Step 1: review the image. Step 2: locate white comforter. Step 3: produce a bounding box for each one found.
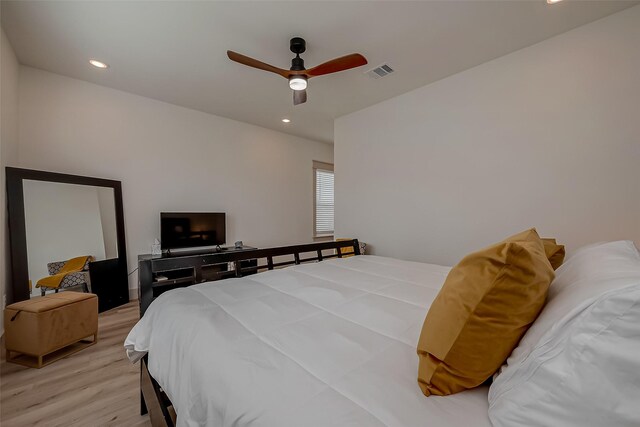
[125,255,491,427]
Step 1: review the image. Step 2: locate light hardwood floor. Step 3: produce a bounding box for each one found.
[1,302,151,427]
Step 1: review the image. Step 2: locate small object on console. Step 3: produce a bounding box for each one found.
[151,239,162,256]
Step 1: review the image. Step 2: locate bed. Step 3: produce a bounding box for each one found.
[125,254,492,427]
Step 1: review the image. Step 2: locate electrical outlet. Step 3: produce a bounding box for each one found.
[2,294,6,309]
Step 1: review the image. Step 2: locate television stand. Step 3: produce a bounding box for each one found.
[138,245,257,316]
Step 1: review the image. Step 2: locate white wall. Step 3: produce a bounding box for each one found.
[18,67,333,295]
[23,180,107,296]
[335,6,640,266]
[97,187,118,259]
[1,28,20,332]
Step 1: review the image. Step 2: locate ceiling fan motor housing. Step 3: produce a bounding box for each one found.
[290,37,306,71]
[291,56,305,71]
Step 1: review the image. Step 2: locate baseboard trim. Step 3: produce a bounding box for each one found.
[129,287,138,301]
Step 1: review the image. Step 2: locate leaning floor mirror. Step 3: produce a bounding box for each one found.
[6,168,129,312]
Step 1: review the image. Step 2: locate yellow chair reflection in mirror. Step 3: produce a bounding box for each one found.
[35,256,94,296]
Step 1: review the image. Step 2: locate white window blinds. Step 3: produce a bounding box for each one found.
[314,162,334,236]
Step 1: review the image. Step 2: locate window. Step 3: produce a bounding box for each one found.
[313,161,334,237]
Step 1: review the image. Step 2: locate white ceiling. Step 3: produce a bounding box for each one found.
[2,1,636,144]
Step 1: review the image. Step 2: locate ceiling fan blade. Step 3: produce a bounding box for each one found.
[227,51,290,78]
[293,89,307,106]
[305,53,368,77]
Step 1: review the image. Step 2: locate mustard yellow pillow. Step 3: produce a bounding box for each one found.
[542,238,565,270]
[417,228,555,396]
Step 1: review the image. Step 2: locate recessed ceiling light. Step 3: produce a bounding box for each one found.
[89,59,109,69]
[546,0,562,4]
[282,118,291,123]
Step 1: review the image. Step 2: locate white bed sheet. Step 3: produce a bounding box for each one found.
[125,255,492,427]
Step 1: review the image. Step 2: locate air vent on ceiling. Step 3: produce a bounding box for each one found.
[365,63,394,79]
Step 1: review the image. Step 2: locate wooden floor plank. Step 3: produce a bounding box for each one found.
[1,302,150,427]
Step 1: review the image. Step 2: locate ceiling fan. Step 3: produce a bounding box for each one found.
[227,37,367,106]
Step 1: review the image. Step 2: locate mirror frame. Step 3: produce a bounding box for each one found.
[5,167,128,304]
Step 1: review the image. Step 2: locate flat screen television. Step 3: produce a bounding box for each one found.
[161,212,226,250]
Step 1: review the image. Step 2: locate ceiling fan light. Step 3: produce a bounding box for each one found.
[289,76,307,91]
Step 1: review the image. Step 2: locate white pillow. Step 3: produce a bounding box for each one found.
[488,241,640,427]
